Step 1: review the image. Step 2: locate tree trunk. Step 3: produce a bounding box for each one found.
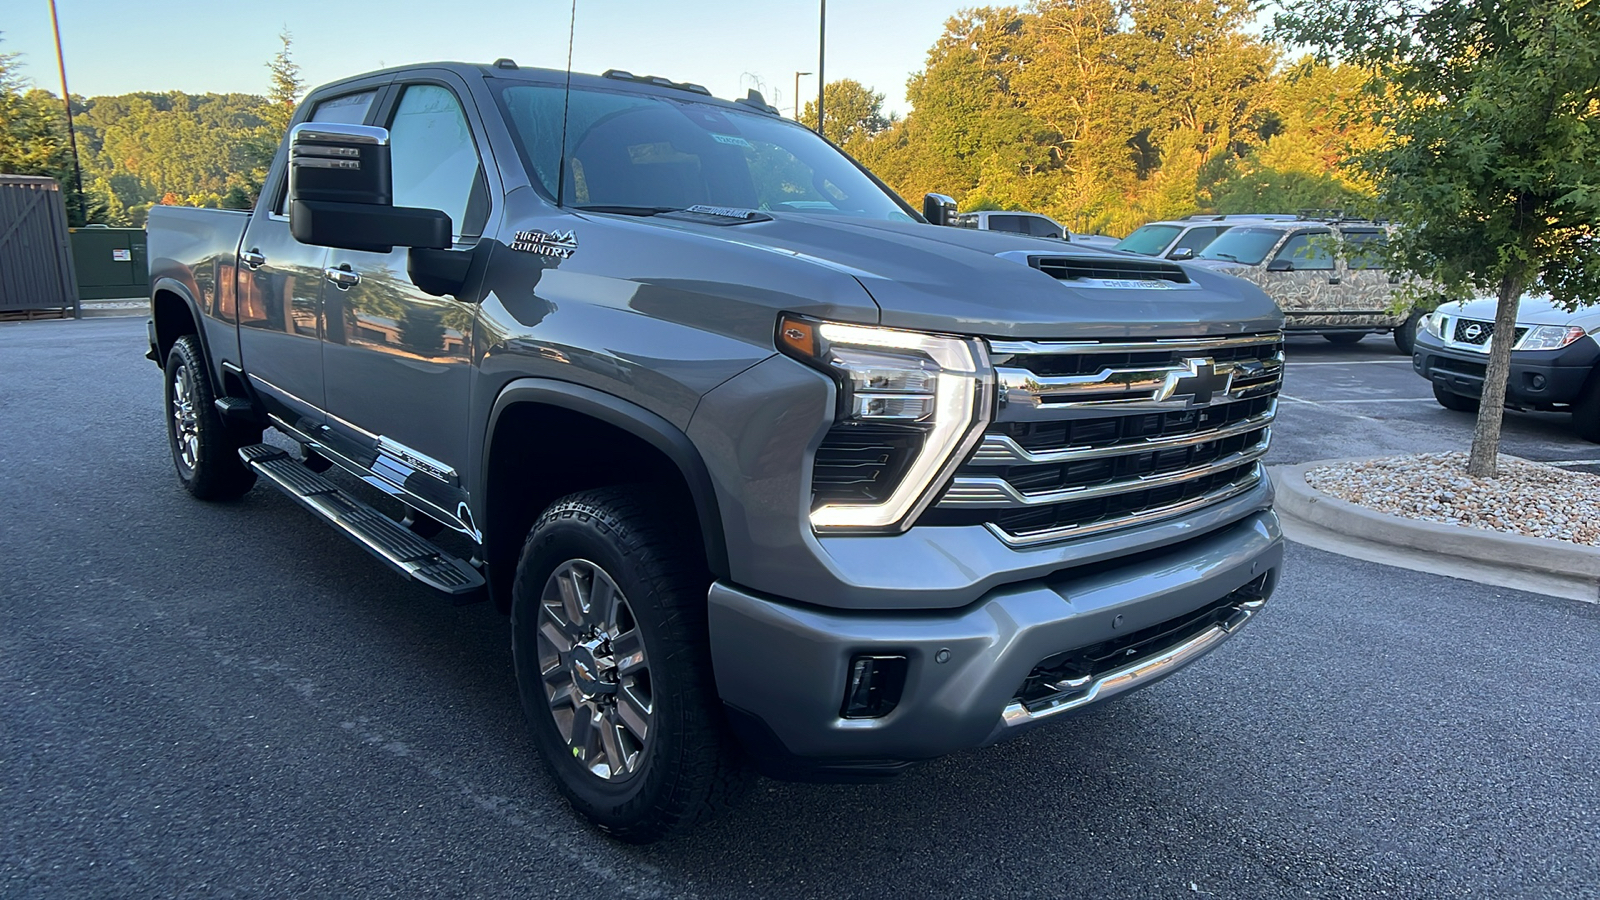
[1465,273,1527,477]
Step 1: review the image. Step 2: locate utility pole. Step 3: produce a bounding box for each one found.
[793,71,812,120]
[816,0,825,137]
[48,0,85,225]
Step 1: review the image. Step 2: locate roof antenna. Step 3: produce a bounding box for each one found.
[556,0,577,208]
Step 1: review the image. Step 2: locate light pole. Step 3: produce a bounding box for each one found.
[816,0,825,137]
[48,0,85,225]
[793,71,812,120]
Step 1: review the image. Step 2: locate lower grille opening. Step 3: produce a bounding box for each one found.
[812,423,923,507]
[1013,573,1270,712]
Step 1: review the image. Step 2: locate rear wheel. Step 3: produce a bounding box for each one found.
[164,335,258,500]
[1571,371,1600,443]
[511,487,746,842]
[1323,332,1365,345]
[1433,382,1481,413]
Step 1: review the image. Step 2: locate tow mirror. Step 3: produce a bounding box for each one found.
[922,193,957,227]
[287,122,451,254]
[1265,258,1294,272]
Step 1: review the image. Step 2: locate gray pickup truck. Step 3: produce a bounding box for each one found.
[147,60,1286,841]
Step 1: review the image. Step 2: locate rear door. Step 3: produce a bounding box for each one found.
[1337,228,1401,320]
[319,73,493,520]
[237,85,385,428]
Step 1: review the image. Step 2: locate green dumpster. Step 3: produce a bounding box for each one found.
[69,226,148,301]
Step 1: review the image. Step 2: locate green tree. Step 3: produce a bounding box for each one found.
[0,36,76,199]
[264,30,302,137]
[1275,0,1600,476]
[800,79,894,147]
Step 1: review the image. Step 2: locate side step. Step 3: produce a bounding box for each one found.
[239,444,486,600]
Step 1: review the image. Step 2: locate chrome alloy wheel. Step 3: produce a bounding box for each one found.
[170,363,200,471]
[537,559,652,782]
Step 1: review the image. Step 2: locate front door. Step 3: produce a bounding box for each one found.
[1262,228,1339,324]
[320,78,490,524]
[237,87,383,428]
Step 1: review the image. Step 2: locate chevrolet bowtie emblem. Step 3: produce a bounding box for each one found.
[1164,358,1232,406]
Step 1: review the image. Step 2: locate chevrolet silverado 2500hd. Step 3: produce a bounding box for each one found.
[147,60,1286,842]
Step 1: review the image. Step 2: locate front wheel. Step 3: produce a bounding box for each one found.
[1433,382,1481,413]
[164,335,258,500]
[1393,311,1421,355]
[511,487,746,842]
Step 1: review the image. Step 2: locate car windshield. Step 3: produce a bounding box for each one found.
[495,81,914,222]
[1197,227,1284,265]
[1114,224,1181,256]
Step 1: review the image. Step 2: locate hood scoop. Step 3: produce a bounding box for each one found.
[1030,256,1191,285]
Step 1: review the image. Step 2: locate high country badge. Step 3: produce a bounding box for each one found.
[511,229,578,259]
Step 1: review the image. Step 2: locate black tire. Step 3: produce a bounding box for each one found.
[511,487,746,842]
[1323,332,1365,345]
[163,335,258,500]
[1571,372,1600,443]
[1433,382,1481,413]
[1393,311,1421,355]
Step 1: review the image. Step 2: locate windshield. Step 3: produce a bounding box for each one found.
[496,82,914,222]
[1114,224,1181,256]
[1197,227,1285,265]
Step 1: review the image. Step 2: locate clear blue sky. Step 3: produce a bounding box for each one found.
[4,1,967,117]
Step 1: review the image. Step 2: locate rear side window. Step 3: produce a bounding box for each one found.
[986,214,1027,235]
[1343,230,1388,269]
[1273,231,1335,270]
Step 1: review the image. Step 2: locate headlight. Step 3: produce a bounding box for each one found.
[1514,324,1586,351]
[777,315,992,532]
[1420,312,1445,339]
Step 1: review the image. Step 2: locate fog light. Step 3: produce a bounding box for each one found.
[1529,373,1548,390]
[841,655,909,719]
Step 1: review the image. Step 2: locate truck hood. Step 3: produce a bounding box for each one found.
[619,212,1284,339]
[1436,294,1600,329]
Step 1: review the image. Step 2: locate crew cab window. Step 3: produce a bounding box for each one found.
[1023,216,1063,239]
[495,82,913,222]
[388,84,487,239]
[1343,230,1388,269]
[1273,231,1335,270]
[1115,224,1182,256]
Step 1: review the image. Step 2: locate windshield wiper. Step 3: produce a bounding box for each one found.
[1210,252,1241,262]
[574,205,682,216]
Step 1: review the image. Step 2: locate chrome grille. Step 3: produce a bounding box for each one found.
[928,333,1282,545]
[1451,318,1526,348]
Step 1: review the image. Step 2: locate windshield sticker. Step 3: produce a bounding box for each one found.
[710,133,753,149]
[511,229,578,259]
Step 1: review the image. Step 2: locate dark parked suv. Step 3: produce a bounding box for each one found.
[146,60,1286,840]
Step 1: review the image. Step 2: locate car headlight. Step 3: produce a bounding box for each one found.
[1514,324,1587,351]
[777,314,992,532]
[1421,312,1446,340]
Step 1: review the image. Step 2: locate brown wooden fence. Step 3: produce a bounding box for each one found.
[0,176,80,319]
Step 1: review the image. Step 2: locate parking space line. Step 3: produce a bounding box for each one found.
[1545,459,1600,467]
[1292,398,1435,404]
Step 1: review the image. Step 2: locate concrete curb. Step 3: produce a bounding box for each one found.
[1270,460,1600,588]
[79,299,147,319]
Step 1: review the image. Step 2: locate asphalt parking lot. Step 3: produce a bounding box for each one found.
[1270,334,1600,471]
[3,318,1598,899]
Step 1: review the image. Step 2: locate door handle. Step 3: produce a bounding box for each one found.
[1328,276,1341,285]
[241,248,266,270]
[324,265,361,290]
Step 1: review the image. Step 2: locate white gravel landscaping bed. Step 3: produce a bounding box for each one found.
[1304,452,1600,547]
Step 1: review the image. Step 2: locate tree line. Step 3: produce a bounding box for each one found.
[8,6,1377,234]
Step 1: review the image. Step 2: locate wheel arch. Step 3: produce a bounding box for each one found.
[150,278,204,367]
[479,379,730,613]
